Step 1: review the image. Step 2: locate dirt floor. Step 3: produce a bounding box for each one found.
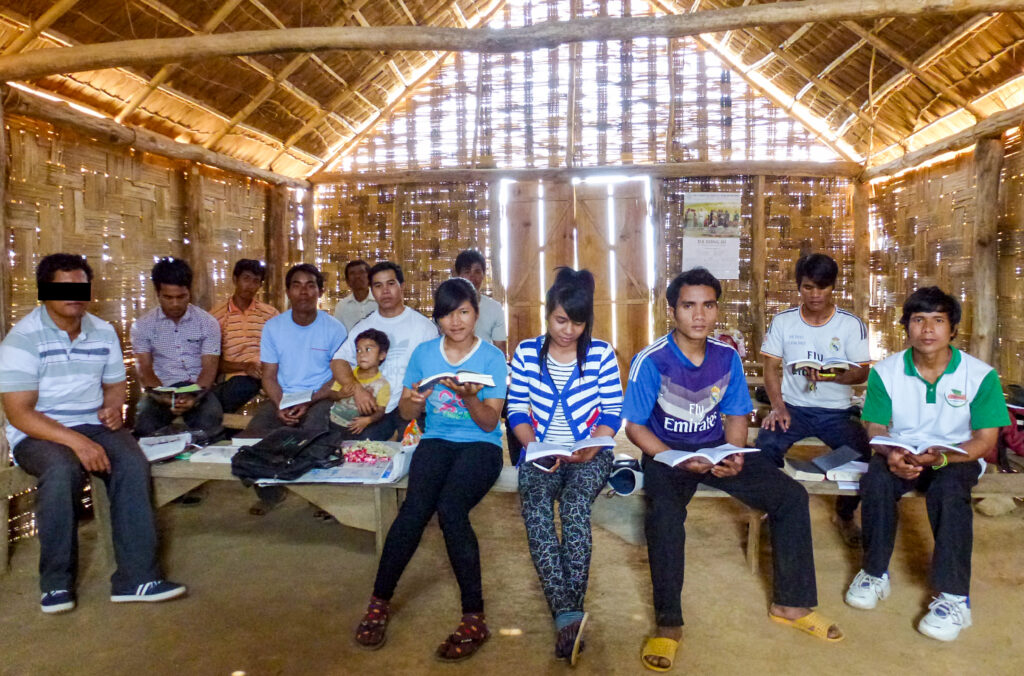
[2,479,1024,676]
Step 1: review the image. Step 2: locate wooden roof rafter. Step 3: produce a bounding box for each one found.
[310,0,508,176]
[835,13,1001,136]
[202,0,375,151]
[0,6,323,166]
[0,0,79,55]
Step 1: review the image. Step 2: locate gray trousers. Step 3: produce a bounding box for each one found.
[13,424,162,594]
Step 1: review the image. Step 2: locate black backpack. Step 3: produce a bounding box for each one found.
[231,427,344,485]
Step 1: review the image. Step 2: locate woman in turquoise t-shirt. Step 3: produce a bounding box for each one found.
[354,277,507,661]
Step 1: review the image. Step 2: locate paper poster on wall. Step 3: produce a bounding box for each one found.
[679,192,743,237]
[681,236,741,280]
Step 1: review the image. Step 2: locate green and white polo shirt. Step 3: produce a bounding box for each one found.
[861,347,1009,445]
[0,306,127,450]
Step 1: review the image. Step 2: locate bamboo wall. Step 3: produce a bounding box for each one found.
[870,127,1024,384]
[2,114,273,542]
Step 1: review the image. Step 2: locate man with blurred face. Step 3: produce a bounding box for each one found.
[1,254,185,614]
[333,259,377,331]
[210,259,278,413]
[131,257,223,440]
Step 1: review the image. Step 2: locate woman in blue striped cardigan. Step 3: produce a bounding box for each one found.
[508,267,623,665]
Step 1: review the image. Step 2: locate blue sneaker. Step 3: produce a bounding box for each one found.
[111,580,187,603]
[41,589,76,614]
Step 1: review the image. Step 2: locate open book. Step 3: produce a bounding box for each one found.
[138,433,192,462]
[150,383,203,395]
[417,370,494,392]
[279,389,313,410]
[653,443,758,468]
[786,358,862,374]
[783,444,862,482]
[869,436,967,455]
[522,436,616,464]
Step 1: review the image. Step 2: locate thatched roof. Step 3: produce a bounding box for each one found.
[2,0,1022,180]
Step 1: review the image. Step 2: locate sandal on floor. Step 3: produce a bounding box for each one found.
[769,610,844,642]
[354,596,391,650]
[641,636,679,672]
[555,612,589,666]
[833,515,862,548]
[436,614,490,662]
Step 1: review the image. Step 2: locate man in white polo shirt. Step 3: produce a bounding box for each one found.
[453,249,507,356]
[331,261,437,441]
[333,259,377,332]
[0,254,185,614]
[845,286,1009,641]
[757,253,871,546]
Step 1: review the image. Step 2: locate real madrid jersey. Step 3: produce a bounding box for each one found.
[862,347,1009,445]
[761,306,870,409]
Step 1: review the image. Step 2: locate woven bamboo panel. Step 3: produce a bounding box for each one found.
[3,115,269,542]
[870,153,977,360]
[661,176,855,372]
[871,129,1024,383]
[314,182,493,317]
[335,0,840,174]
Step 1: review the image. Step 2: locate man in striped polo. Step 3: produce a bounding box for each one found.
[0,254,185,614]
[210,259,279,413]
[845,287,1009,641]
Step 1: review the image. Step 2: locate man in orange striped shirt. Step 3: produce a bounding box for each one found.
[210,260,279,413]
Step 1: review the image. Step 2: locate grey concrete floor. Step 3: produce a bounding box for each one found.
[1,481,1023,676]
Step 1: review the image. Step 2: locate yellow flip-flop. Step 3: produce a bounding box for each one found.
[769,610,844,642]
[641,636,679,672]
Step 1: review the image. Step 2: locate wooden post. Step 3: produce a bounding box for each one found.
[487,181,505,305]
[183,164,213,310]
[750,175,767,359]
[0,87,10,469]
[852,181,871,319]
[301,188,316,261]
[970,136,1003,365]
[266,184,290,310]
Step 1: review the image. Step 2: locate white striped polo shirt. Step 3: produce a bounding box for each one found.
[0,306,127,450]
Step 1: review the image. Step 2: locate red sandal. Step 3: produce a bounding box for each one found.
[354,596,391,650]
[435,613,490,661]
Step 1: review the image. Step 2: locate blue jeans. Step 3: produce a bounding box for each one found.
[212,375,261,414]
[13,425,162,594]
[755,404,870,520]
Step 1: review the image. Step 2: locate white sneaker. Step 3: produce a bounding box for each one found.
[845,570,891,609]
[918,593,972,642]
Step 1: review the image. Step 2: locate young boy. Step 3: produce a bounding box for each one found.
[757,253,872,546]
[845,287,1009,641]
[623,267,842,672]
[330,329,391,436]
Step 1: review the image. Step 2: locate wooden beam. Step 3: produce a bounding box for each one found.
[1,0,80,55]
[312,159,862,184]
[863,100,1024,179]
[841,20,986,119]
[203,0,373,149]
[6,1,1024,81]
[750,175,767,359]
[836,13,998,135]
[852,180,871,319]
[693,35,859,162]
[809,18,894,82]
[2,87,310,188]
[265,184,290,310]
[969,136,1003,365]
[692,2,904,146]
[183,164,213,310]
[115,0,244,124]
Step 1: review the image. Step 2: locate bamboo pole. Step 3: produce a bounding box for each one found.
[266,184,290,310]
[0,87,7,341]
[852,181,871,319]
[750,175,767,359]
[1,0,81,55]
[313,159,862,185]
[301,188,316,260]
[5,1,1024,82]
[969,137,1003,365]
[863,100,1024,179]
[183,164,213,310]
[2,87,310,189]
